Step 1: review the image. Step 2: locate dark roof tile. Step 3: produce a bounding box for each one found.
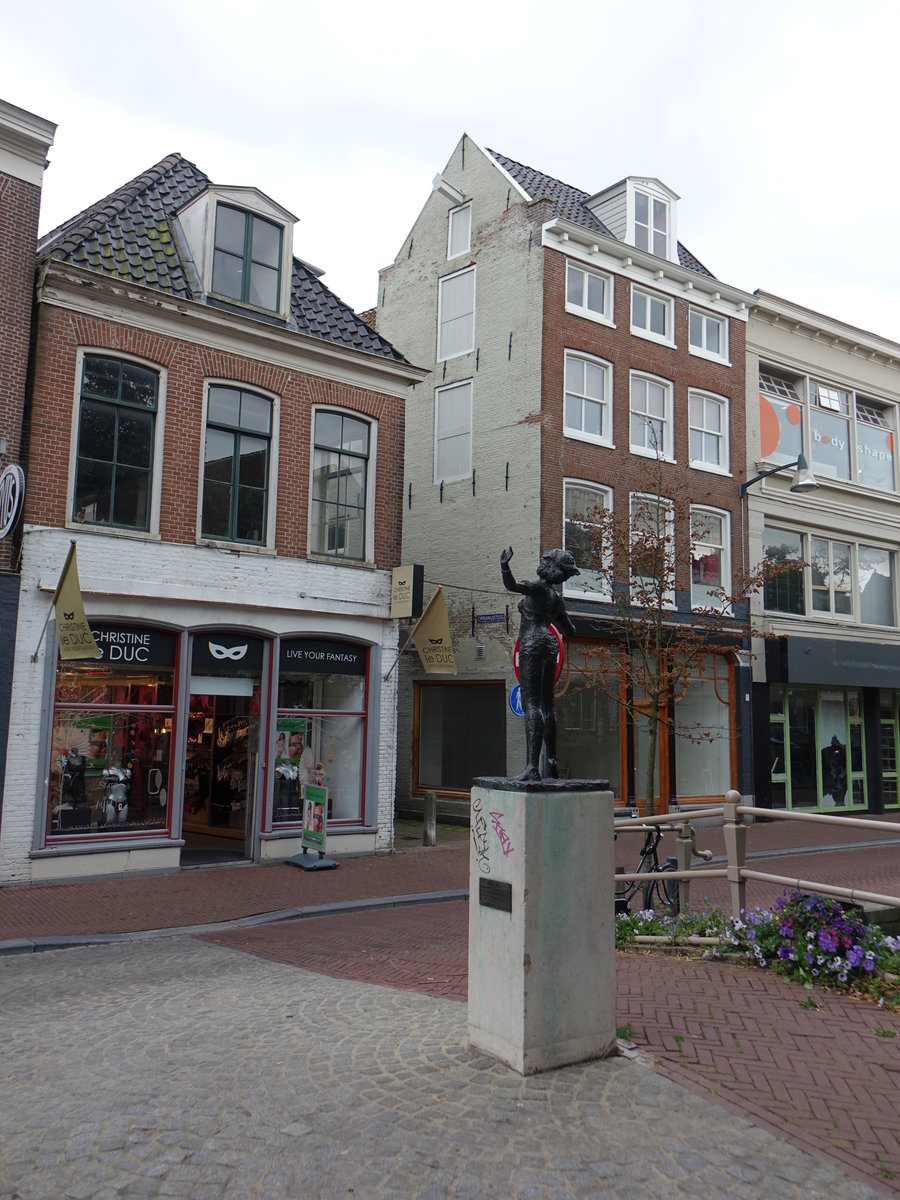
[487,148,715,280]
[38,154,406,362]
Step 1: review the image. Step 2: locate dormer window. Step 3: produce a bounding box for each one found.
[212,204,283,312]
[634,188,668,258]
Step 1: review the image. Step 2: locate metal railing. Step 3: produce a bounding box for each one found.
[613,790,900,917]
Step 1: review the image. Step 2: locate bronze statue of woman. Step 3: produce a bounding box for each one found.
[501,546,580,782]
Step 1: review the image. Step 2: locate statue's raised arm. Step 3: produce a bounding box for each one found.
[501,546,580,782]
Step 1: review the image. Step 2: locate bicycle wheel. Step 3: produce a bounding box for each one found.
[642,867,679,916]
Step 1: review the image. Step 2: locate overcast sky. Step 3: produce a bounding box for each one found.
[5,0,899,341]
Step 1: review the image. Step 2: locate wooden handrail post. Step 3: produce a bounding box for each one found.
[723,789,746,918]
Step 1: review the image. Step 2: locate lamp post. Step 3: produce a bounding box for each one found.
[737,453,818,805]
[739,452,818,500]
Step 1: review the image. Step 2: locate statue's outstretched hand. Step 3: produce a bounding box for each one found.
[500,546,513,568]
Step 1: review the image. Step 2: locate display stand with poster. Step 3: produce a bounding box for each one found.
[288,783,338,871]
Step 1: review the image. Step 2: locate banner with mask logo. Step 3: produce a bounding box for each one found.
[53,543,102,661]
[412,587,457,674]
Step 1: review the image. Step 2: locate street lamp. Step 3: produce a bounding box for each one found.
[739,452,818,500]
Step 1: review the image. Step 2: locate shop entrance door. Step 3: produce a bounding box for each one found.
[182,633,263,863]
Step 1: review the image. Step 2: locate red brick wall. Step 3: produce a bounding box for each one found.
[25,305,406,568]
[540,249,747,594]
[0,171,42,570]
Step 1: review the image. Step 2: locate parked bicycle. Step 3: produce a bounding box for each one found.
[614,823,680,915]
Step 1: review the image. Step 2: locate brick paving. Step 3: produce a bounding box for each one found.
[2,815,900,1195]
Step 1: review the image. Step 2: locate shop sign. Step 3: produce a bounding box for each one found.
[280,638,366,675]
[391,563,424,619]
[192,634,263,674]
[91,623,176,669]
[301,783,328,852]
[0,465,25,538]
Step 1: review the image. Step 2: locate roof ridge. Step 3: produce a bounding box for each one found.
[39,153,203,258]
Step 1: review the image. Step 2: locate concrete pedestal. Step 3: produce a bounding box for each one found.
[467,779,616,1075]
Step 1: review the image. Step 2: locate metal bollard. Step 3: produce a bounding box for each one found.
[423,791,437,846]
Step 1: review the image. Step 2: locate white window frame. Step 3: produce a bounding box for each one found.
[630,285,674,347]
[630,491,675,609]
[563,480,612,601]
[67,347,167,541]
[434,379,473,485]
[690,505,731,612]
[196,380,279,553]
[688,308,729,364]
[308,406,377,563]
[565,261,614,325]
[437,266,476,361]
[630,372,673,460]
[633,188,669,259]
[688,389,730,475]
[564,351,613,447]
[447,203,472,259]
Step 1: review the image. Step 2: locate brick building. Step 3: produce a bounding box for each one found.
[376,135,754,815]
[0,149,424,882]
[0,100,56,817]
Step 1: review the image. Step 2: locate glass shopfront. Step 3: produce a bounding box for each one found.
[768,685,868,810]
[273,639,368,826]
[184,633,263,855]
[47,624,176,840]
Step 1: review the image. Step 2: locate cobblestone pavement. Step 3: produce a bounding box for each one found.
[0,937,890,1200]
[204,898,900,1196]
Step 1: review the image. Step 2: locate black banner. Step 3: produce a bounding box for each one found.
[91,624,176,670]
[280,638,367,676]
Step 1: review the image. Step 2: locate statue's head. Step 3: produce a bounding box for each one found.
[537,547,580,583]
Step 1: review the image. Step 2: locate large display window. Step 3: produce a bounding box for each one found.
[47,625,176,840]
[273,639,368,825]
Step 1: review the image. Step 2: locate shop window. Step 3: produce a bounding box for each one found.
[201,385,273,545]
[274,639,368,824]
[416,682,505,792]
[768,685,867,812]
[758,371,803,466]
[674,657,732,799]
[73,354,158,531]
[185,634,263,845]
[310,410,371,561]
[47,624,176,841]
[555,643,621,790]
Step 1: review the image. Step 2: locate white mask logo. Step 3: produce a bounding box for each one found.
[208,641,248,661]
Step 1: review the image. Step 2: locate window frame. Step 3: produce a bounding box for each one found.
[565,261,614,325]
[437,265,476,362]
[690,505,731,612]
[762,525,897,627]
[633,187,669,259]
[434,379,473,485]
[563,479,613,601]
[688,307,729,364]
[629,371,674,460]
[688,388,730,474]
[630,284,674,347]
[447,203,472,259]
[198,382,277,550]
[308,408,376,563]
[210,202,284,314]
[564,351,614,447]
[629,491,676,609]
[69,350,165,537]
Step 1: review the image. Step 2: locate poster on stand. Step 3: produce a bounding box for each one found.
[301,784,327,852]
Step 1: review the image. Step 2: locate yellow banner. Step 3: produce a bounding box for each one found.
[53,543,102,660]
[412,587,456,674]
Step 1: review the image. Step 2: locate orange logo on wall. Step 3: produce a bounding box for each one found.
[759,394,802,458]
